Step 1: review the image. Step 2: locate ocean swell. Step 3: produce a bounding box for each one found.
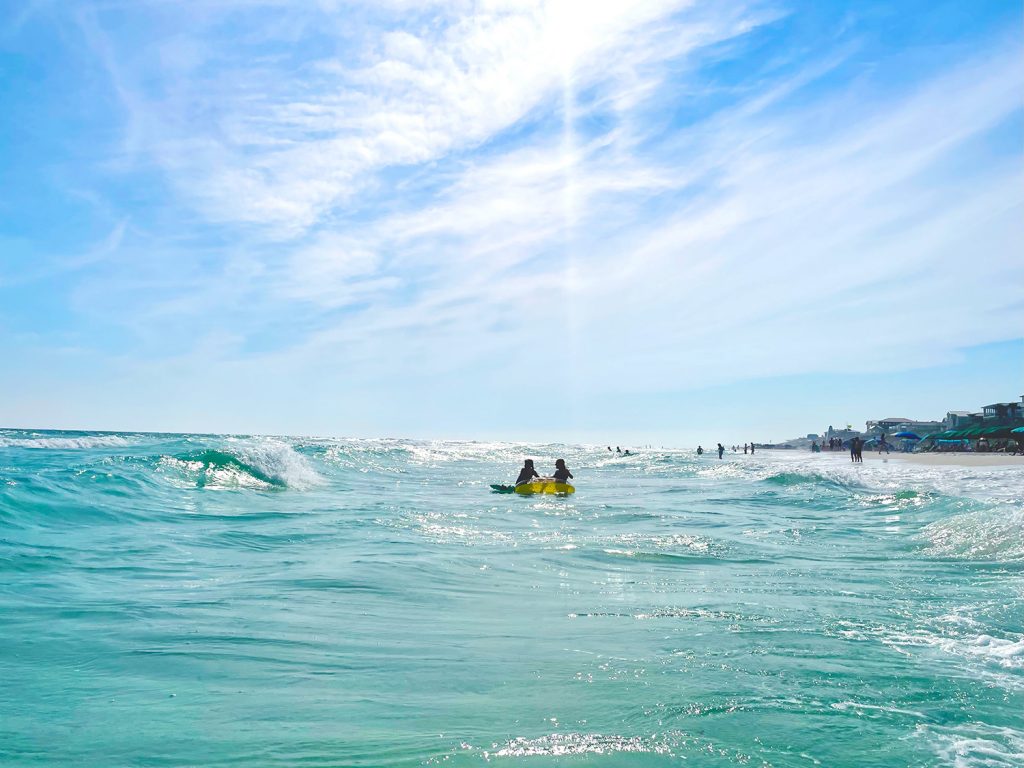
[920,503,1024,561]
[157,441,322,490]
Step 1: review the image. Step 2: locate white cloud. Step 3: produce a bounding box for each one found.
[111,0,768,234]
[253,32,1023,393]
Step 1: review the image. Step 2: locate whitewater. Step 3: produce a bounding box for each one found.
[1,428,1022,767]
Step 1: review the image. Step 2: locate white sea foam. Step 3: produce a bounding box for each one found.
[832,619,1024,689]
[950,635,1024,670]
[156,439,323,490]
[743,451,1024,503]
[491,732,671,757]
[0,435,135,449]
[157,455,275,491]
[228,439,323,490]
[920,723,1024,768]
[606,531,712,554]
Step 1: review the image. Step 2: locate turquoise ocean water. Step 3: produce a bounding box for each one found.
[1,429,1022,766]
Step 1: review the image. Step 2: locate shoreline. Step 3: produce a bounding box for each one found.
[760,448,1024,467]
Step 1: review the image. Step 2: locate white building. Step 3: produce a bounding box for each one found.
[865,417,944,436]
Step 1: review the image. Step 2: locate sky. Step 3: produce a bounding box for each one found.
[0,0,1022,445]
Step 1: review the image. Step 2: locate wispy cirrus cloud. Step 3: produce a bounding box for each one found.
[90,0,775,233]
[235,34,1020,403]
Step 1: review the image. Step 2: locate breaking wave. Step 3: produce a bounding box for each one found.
[157,441,322,490]
[920,723,1024,768]
[920,503,1024,561]
[0,434,136,449]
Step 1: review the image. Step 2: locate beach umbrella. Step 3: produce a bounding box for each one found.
[975,426,1014,438]
[1013,427,1024,434]
[894,431,920,440]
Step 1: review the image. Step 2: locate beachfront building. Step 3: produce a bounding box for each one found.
[917,395,1024,454]
[943,411,980,429]
[982,401,1024,423]
[864,417,943,436]
[824,425,861,444]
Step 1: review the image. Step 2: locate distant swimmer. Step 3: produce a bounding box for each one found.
[616,446,622,453]
[717,443,724,459]
[515,459,540,486]
[623,449,631,456]
[744,443,748,454]
[607,446,612,451]
[553,459,574,484]
[697,445,704,456]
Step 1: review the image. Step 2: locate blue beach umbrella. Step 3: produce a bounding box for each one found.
[894,431,921,440]
[1012,427,1024,434]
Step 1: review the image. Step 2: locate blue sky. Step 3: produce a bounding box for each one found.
[1,0,1021,444]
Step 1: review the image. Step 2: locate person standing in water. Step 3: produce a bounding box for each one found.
[750,443,755,455]
[552,459,573,484]
[697,445,704,456]
[717,443,725,459]
[515,459,539,486]
[849,438,859,463]
[744,443,748,454]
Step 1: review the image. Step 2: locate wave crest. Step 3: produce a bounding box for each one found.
[159,441,321,490]
[920,504,1024,561]
[0,435,134,450]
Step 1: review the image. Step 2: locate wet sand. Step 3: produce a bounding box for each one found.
[795,450,1024,468]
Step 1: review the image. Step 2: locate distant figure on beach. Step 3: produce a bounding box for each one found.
[697,445,704,456]
[743,443,748,454]
[515,459,539,486]
[717,443,725,459]
[811,441,820,453]
[850,437,863,463]
[878,434,890,454]
[552,459,573,484]
[750,443,755,455]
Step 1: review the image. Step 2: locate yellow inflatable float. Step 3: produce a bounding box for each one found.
[514,480,575,495]
[491,481,575,495]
